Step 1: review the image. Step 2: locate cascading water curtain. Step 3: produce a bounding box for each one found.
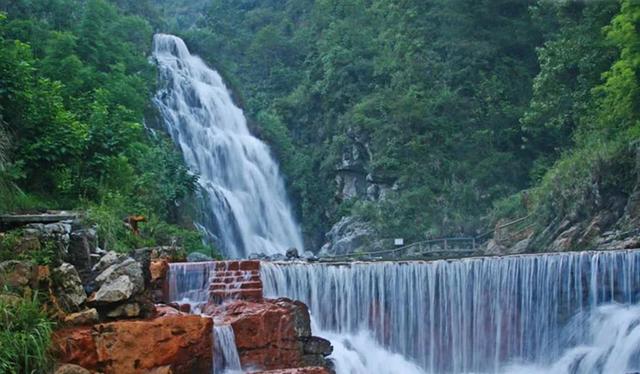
[261,250,640,373]
[152,33,303,258]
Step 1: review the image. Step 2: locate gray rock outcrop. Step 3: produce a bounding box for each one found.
[53,263,87,311]
[320,216,381,256]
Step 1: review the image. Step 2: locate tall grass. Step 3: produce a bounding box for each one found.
[0,294,54,374]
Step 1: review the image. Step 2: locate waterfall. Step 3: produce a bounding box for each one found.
[261,249,640,373]
[167,262,217,313]
[214,325,242,373]
[152,33,303,258]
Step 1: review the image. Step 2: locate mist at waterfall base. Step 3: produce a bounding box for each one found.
[152,34,303,259]
[262,250,640,374]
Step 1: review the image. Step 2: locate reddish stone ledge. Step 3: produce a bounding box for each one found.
[214,260,261,271]
[53,314,213,374]
[205,298,331,371]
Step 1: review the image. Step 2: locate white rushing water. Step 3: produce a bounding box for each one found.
[152,34,303,258]
[504,304,640,374]
[310,316,425,374]
[262,250,640,373]
[167,262,217,313]
[214,324,243,374]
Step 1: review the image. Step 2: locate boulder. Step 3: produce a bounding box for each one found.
[53,315,213,374]
[93,275,136,304]
[286,248,300,260]
[54,364,91,374]
[91,251,123,275]
[155,304,187,317]
[272,298,311,338]
[507,235,533,254]
[64,308,99,326]
[149,258,170,303]
[14,234,41,255]
[187,251,212,262]
[0,260,33,291]
[207,298,329,371]
[53,263,86,312]
[94,258,144,300]
[207,299,302,369]
[484,239,506,255]
[53,327,99,369]
[150,259,169,283]
[106,302,141,318]
[319,216,381,257]
[301,337,332,356]
[66,229,97,279]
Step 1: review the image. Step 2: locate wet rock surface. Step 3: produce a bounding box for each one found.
[53,314,213,374]
[206,296,332,372]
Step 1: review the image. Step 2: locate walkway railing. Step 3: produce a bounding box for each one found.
[322,215,533,261]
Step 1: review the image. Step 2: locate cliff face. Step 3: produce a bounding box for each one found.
[487,145,640,255]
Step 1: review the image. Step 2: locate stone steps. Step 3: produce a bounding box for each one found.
[210,288,263,303]
[209,281,263,290]
[213,275,262,284]
[207,260,263,304]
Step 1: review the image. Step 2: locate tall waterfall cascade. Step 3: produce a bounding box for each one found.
[262,249,640,373]
[152,33,303,258]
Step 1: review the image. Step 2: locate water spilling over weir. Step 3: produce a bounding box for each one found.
[152,34,303,258]
[152,32,640,374]
[261,249,640,373]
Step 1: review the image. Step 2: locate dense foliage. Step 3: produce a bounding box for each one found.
[0,1,216,255]
[1,0,638,251]
[157,0,637,248]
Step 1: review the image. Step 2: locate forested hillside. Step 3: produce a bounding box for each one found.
[1,0,639,253]
[173,0,640,251]
[0,0,214,255]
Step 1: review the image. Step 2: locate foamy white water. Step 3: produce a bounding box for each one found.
[214,324,243,373]
[310,317,425,374]
[503,304,640,374]
[152,34,303,258]
[262,250,640,373]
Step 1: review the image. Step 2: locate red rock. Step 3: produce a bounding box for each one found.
[52,327,98,369]
[207,264,264,304]
[179,303,191,313]
[150,259,169,283]
[53,315,213,374]
[154,304,187,317]
[214,260,260,271]
[206,299,307,371]
[210,281,263,290]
